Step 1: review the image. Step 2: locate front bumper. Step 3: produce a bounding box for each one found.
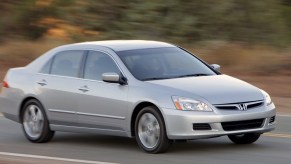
[163,103,276,140]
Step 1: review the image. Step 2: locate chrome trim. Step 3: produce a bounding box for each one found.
[77,112,126,120]
[214,100,264,111]
[37,73,83,80]
[238,103,247,111]
[48,109,76,114]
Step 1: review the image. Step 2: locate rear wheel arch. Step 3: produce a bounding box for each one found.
[130,102,165,137]
[20,97,55,143]
[19,97,42,122]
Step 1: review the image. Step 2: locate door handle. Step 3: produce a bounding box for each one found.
[37,79,47,86]
[78,85,89,92]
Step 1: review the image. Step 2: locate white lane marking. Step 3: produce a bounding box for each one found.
[277,113,291,117]
[264,133,291,139]
[0,152,119,164]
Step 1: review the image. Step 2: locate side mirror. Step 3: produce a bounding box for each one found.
[102,73,127,85]
[210,64,221,72]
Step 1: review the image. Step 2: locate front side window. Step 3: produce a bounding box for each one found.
[50,50,84,78]
[84,51,120,81]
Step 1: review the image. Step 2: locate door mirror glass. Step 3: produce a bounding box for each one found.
[210,64,221,72]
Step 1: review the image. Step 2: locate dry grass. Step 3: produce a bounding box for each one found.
[234,75,291,98]
[191,42,291,75]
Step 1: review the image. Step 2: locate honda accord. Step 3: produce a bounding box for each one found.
[0,40,276,153]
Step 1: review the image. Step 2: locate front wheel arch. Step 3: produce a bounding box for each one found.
[134,106,172,153]
[130,102,165,137]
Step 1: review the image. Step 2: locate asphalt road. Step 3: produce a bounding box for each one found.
[0,115,291,164]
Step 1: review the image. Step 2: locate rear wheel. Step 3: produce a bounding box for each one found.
[21,99,54,143]
[135,106,172,153]
[228,133,261,144]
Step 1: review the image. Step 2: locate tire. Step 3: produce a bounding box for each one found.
[21,99,54,143]
[135,106,172,153]
[228,133,261,144]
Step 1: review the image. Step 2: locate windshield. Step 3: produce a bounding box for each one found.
[117,47,217,81]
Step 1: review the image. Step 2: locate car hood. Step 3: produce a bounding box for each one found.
[148,75,264,104]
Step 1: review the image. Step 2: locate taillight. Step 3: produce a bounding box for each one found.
[2,81,9,88]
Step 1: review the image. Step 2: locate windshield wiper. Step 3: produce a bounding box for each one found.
[142,77,173,81]
[176,73,212,78]
[142,74,212,81]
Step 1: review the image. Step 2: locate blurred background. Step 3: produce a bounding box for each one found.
[0,0,290,112]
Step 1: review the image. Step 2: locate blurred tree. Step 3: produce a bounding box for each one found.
[0,0,290,46]
[0,0,59,40]
[57,0,129,40]
[281,0,291,44]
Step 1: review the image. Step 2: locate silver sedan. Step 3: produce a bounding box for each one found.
[0,40,276,153]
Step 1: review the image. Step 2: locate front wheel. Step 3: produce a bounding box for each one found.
[21,99,55,143]
[135,106,172,153]
[228,133,261,144]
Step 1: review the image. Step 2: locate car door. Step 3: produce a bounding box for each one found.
[35,50,85,126]
[77,50,129,132]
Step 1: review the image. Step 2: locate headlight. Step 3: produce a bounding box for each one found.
[261,90,272,106]
[172,96,213,112]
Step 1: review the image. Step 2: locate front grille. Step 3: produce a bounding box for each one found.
[215,106,237,110]
[215,100,264,111]
[193,123,212,130]
[221,118,264,131]
[269,116,275,124]
[247,102,264,109]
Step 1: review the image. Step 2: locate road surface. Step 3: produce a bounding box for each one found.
[0,114,291,164]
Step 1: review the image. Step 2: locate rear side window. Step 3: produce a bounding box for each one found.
[40,59,52,74]
[84,51,120,81]
[50,50,84,78]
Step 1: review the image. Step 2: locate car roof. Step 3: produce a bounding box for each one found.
[75,40,175,52]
